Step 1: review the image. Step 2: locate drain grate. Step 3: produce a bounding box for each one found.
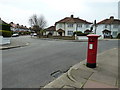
[50,66,72,78]
[50,70,63,78]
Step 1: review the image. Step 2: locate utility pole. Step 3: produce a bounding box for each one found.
[94,20,97,34]
[75,23,78,40]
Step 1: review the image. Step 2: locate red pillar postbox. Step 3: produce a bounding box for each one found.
[86,34,100,68]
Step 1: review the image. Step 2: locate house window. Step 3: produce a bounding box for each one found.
[113,25,118,28]
[68,24,73,27]
[68,31,73,35]
[105,25,108,28]
[112,31,117,36]
[59,24,62,27]
[77,24,82,28]
[86,24,89,28]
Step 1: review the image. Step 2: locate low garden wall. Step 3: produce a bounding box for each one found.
[51,36,75,40]
[77,36,104,40]
[77,36,88,40]
[0,36,11,45]
[39,35,75,40]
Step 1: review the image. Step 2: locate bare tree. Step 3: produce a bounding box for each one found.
[29,14,47,37]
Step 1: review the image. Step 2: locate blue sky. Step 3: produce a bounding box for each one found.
[0,0,119,27]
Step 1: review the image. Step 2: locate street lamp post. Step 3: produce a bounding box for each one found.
[75,23,78,40]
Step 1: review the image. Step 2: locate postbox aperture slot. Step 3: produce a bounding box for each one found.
[89,38,94,42]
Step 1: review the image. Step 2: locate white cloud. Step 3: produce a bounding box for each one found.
[0,0,118,27]
[0,3,33,26]
[41,0,87,12]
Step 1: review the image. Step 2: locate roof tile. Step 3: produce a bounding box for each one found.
[55,16,92,24]
[97,17,120,24]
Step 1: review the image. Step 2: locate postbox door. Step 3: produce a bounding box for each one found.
[87,38,98,63]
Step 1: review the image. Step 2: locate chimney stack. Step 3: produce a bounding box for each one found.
[110,16,114,20]
[71,15,74,18]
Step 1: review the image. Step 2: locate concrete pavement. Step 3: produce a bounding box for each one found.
[0,38,29,50]
[43,48,118,89]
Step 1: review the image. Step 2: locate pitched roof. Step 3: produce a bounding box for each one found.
[0,18,9,25]
[84,29,92,32]
[57,29,65,32]
[55,15,92,24]
[102,29,111,32]
[97,16,120,24]
[10,23,18,27]
[10,22,28,29]
[45,26,56,31]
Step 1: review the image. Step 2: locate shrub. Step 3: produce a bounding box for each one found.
[0,22,12,37]
[0,30,12,37]
[117,33,120,39]
[0,24,11,31]
[73,31,88,36]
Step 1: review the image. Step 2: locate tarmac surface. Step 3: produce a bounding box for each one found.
[1,36,119,89]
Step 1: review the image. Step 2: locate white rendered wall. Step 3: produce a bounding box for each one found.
[96,24,120,38]
[56,23,92,36]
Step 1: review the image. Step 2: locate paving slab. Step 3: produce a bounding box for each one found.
[89,48,118,86]
[69,68,93,82]
[44,73,83,88]
[83,80,117,88]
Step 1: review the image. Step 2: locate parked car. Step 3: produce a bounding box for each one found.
[12,33,19,37]
[33,33,37,36]
[31,33,37,36]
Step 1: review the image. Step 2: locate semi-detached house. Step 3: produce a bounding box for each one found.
[96,16,120,38]
[55,15,93,36]
[46,15,120,38]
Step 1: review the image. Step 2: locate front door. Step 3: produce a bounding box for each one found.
[102,30,111,38]
[58,32,62,36]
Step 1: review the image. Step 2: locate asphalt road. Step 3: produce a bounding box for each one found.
[2,36,118,88]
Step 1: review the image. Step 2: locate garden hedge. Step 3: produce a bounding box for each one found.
[0,30,12,37]
[73,31,88,36]
[117,33,120,39]
[0,24,11,31]
[0,22,12,37]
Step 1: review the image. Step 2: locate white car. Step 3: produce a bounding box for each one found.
[12,33,19,37]
[31,33,37,36]
[33,33,37,36]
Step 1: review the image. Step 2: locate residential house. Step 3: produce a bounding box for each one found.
[0,18,11,32]
[55,15,93,36]
[10,22,30,34]
[96,16,120,38]
[45,26,56,36]
[0,18,8,25]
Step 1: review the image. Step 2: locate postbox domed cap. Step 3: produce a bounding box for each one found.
[87,34,100,37]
